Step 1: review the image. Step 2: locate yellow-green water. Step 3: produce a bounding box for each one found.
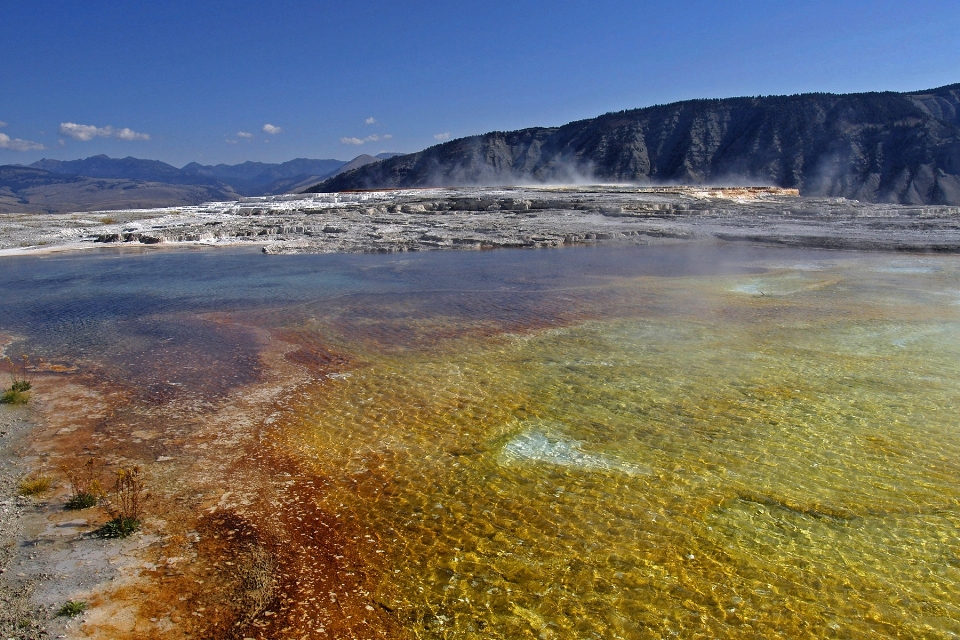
[278,255,960,638]
[5,247,957,637]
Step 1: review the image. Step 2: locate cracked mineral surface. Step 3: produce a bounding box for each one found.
[2,185,960,257]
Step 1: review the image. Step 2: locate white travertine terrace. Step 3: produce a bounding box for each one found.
[1,186,959,256]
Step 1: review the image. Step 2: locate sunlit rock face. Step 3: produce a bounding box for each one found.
[313,83,960,205]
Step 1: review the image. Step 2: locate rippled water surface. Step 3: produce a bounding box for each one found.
[2,246,959,637]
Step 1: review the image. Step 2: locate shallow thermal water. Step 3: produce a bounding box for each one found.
[2,246,960,637]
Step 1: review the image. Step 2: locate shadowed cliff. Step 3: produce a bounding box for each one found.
[309,84,960,204]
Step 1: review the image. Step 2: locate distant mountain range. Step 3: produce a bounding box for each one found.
[29,153,402,196]
[5,83,960,212]
[310,83,960,205]
[0,153,402,213]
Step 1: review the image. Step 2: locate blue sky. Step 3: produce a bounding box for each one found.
[2,0,958,167]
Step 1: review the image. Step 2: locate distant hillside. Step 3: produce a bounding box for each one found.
[1,153,411,212]
[0,165,240,214]
[254,155,401,195]
[181,158,349,194]
[31,155,228,188]
[333,154,383,175]
[26,154,375,197]
[309,84,960,205]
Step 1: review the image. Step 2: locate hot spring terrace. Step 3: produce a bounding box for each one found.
[1,185,959,256]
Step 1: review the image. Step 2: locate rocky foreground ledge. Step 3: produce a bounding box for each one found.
[2,185,960,256]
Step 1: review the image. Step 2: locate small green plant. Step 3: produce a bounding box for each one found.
[7,354,33,390]
[18,473,53,496]
[66,492,99,509]
[98,516,141,538]
[63,458,104,510]
[58,600,87,617]
[1,388,28,404]
[2,354,36,404]
[96,466,147,538]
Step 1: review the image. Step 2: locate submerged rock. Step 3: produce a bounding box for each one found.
[500,426,651,476]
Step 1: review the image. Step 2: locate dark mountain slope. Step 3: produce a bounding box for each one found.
[0,165,83,191]
[310,84,960,204]
[256,155,403,195]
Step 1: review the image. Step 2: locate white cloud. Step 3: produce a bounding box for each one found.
[115,127,150,141]
[225,138,238,144]
[340,133,393,145]
[365,117,376,125]
[59,122,149,142]
[434,132,450,141]
[0,132,45,151]
[59,122,107,141]
[262,123,281,134]
[237,131,253,139]
[0,121,7,128]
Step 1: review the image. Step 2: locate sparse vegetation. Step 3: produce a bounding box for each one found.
[98,516,141,538]
[100,216,116,224]
[58,600,87,617]
[0,388,28,404]
[2,354,35,404]
[113,465,146,520]
[18,472,53,496]
[66,491,99,510]
[97,465,147,537]
[64,457,103,510]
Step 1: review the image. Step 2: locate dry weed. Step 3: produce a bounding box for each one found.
[63,457,104,509]
[230,545,276,637]
[18,473,53,496]
[98,466,148,537]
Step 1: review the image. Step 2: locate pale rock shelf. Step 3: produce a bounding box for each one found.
[1,185,959,256]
